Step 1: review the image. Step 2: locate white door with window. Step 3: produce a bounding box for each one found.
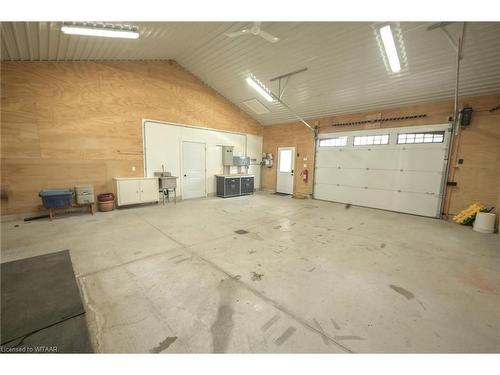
[182,141,206,200]
[314,124,452,217]
[276,147,295,194]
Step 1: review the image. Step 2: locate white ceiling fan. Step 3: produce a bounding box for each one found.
[225,22,279,43]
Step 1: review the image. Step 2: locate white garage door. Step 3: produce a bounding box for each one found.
[314,124,452,217]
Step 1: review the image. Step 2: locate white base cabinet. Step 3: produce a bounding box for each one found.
[114,178,159,207]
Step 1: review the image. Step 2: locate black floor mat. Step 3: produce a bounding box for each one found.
[273,192,291,196]
[1,250,93,353]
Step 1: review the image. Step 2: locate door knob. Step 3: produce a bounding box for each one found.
[184,174,187,177]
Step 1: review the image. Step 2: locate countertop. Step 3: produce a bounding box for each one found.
[215,174,255,178]
[113,177,160,180]
[114,176,178,181]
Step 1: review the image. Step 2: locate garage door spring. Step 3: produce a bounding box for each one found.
[329,113,427,127]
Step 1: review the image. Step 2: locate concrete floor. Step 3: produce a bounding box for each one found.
[1,192,499,353]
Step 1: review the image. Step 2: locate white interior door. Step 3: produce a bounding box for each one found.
[182,141,206,199]
[314,124,452,217]
[277,147,295,194]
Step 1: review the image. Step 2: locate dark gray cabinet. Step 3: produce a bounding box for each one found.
[225,177,241,196]
[216,175,254,198]
[241,177,254,194]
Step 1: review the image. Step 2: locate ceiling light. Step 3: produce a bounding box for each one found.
[246,75,274,102]
[243,98,271,114]
[61,25,139,39]
[379,25,401,73]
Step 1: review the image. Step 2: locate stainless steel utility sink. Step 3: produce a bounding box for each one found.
[154,171,172,177]
[159,176,178,189]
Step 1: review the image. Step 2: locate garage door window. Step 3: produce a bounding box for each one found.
[319,136,348,147]
[397,131,445,144]
[353,134,389,146]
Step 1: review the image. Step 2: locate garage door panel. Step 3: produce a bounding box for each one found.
[393,171,443,193]
[314,184,441,217]
[314,184,350,203]
[392,192,441,217]
[317,147,447,171]
[314,124,451,217]
[315,184,396,210]
[316,168,443,193]
[394,148,448,171]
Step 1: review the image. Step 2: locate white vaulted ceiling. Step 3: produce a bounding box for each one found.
[1,22,500,124]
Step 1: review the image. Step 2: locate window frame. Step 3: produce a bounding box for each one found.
[278,149,293,173]
[353,134,390,146]
[396,131,445,145]
[318,136,348,147]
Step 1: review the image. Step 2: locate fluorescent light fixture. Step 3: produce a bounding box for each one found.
[61,25,139,39]
[243,98,271,114]
[246,75,274,102]
[379,25,401,73]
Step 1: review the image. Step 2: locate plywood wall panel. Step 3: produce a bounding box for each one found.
[104,160,144,192]
[1,158,108,213]
[447,95,500,216]
[0,99,41,159]
[1,60,263,215]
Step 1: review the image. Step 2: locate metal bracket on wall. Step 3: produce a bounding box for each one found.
[270,67,308,100]
[427,22,465,58]
[329,113,427,127]
[427,22,467,134]
[267,67,315,133]
[489,104,500,112]
[427,22,467,219]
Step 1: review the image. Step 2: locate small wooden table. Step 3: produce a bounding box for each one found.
[48,202,96,221]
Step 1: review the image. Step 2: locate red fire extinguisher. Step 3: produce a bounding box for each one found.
[301,169,308,182]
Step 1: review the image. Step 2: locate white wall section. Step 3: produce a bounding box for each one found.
[143,120,262,198]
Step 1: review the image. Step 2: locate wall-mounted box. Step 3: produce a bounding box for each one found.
[222,146,234,166]
[233,156,250,167]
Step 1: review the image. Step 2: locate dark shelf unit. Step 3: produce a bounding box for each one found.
[216,175,254,198]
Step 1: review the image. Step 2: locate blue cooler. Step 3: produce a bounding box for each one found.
[39,189,74,209]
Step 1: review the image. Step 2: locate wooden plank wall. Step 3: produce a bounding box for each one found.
[1,60,263,215]
[262,122,316,197]
[262,93,500,217]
